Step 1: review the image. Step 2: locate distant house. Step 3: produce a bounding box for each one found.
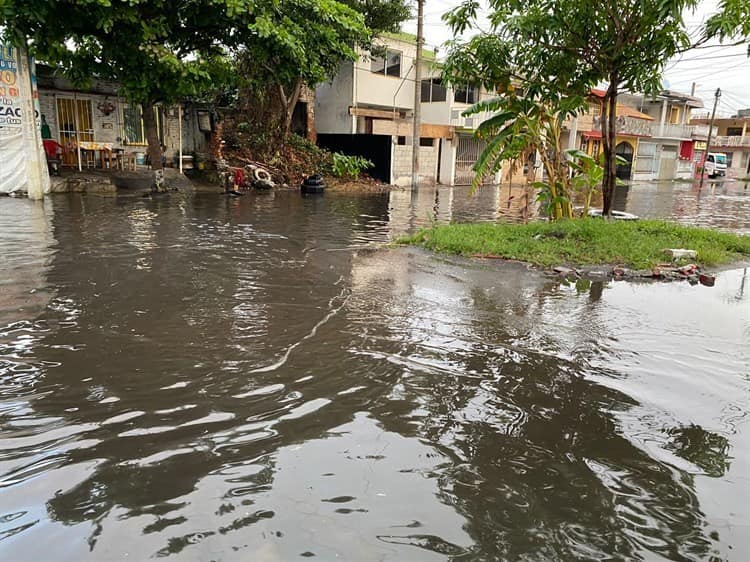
[419,77,507,185]
[315,33,452,186]
[36,65,211,170]
[565,88,705,182]
[690,111,750,177]
[620,90,705,181]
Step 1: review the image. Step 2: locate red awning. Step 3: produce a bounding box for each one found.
[583,131,602,139]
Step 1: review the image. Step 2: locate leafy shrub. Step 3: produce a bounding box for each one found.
[332,152,373,179]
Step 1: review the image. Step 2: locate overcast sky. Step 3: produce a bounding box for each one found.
[402,0,750,117]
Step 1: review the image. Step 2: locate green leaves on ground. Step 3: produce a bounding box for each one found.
[400,220,750,269]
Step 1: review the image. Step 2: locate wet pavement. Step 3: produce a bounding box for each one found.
[1,182,749,561]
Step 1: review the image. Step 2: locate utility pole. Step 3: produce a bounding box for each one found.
[411,0,424,190]
[699,87,721,190]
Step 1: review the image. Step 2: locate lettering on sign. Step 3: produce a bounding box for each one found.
[0,44,22,128]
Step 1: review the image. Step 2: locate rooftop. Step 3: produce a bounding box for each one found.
[381,31,436,60]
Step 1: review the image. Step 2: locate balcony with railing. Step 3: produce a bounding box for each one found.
[690,124,712,139]
[711,135,750,148]
[650,123,694,139]
[592,115,652,137]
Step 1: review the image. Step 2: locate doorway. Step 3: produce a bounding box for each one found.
[56,98,94,166]
[615,141,634,180]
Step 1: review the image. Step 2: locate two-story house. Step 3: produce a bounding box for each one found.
[315,33,452,186]
[566,88,704,182]
[690,110,750,177]
[419,78,508,186]
[619,90,705,181]
[570,89,654,181]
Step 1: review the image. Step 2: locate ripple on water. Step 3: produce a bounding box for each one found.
[0,191,748,560]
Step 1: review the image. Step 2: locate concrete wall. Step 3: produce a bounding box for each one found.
[391,142,439,186]
[315,62,354,134]
[39,91,120,145]
[421,100,451,126]
[354,37,417,111]
[439,137,456,185]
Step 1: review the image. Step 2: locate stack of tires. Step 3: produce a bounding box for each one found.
[301,174,325,194]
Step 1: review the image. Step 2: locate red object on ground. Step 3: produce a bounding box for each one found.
[233,168,245,188]
[42,139,63,158]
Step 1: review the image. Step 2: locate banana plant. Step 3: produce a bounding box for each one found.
[467,91,576,220]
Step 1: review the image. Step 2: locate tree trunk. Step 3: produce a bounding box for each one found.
[280,79,304,143]
[602,75,619,215]
[142,100,164,192]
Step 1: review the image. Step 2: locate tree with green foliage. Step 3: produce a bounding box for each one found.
[235,0,370,144]
[1,0,241,190]
[444,0,697,215]
[1,0,387,187]
[706,0,750,42]
[235,0,410,146]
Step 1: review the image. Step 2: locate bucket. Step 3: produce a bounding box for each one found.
[181,155,194,170]
[135,152,146,165]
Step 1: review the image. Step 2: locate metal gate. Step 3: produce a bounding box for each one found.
[455,133,489,185]
[658,146,678,180]
[56,98,94,167]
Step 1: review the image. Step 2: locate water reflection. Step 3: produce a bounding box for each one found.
[0,190,748,560]
[615,179,750,234]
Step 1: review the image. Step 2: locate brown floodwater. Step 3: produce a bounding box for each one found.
[1,183,749,561]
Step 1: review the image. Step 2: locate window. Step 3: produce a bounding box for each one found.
[591,140,601,157]
[727,127,743,136]
[589,103,601,116]
[123,105,163,145]
[669,106,680,124]
[419,138,434,147]
[123,105,145,145]
[371,49,401,77]
[396,136,406,145]
[454,84,478,104]
[421,78,447,103]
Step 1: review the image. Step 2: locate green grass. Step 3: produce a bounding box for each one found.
[398,219,750,269]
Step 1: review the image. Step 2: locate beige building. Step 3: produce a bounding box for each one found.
[690,112,750,177]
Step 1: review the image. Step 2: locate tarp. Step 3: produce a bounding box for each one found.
[0,43,50,196]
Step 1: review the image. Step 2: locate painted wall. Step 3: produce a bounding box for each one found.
[354,38,417,111]
[439,137,456,185]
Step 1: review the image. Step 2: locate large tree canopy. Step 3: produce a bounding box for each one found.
[1,0,246,189]
[0,0,376,186]
[235,0,410,143]
[443,0,697,214]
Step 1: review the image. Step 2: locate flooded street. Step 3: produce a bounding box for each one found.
[1,184,749,561]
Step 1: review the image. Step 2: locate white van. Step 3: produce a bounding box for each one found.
[704,152,727,178]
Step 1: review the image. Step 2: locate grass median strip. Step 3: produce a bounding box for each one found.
[398,219,750,269]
